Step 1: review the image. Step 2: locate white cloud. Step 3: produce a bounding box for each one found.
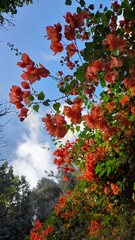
[41,51,60,62]
[10,104,86,188]
[11,111,57,188]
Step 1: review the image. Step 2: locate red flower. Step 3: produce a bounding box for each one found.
[83,105,109,132]
[42,225,54,236]
[65,12,84,29]
[21,64,50,84]
[124,78,135,88]
[120,95,129,105]
[17,54,50,84]
[110,183,120,195]
[66,59,75,70]
[110,56,123,68]
[33,220,42,230]
[65,12,75,28]
[9,85,24,108]
[21,68,40,83]
[55,195,67,215]
[21,81,30,89]
[50,42,64,55]
[103,33,127,51]
[46,22,62,43]
[42,113,67,138]
[64,25,75,40]
[55,190,71,215]
[38,63,50,78]
[86,60,104,81]
[112,1,120,12]
[105,71,117,84]
[89,220,100,235]
[83,163,95,181]
[66,43,78,57]
[131,105,135,114]
[105,101,117,113]
[64,97,83,123]
[17,53,34,68]
[82,145,106,181]
[58,71,63,76]
[63,176,69,181]
[9,85,32,121]
[53,140,76,172]
[30,231,39,240]
[18,108,29,121]
[82,32,89,41]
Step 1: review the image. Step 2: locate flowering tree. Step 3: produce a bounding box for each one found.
[9,0,135,239]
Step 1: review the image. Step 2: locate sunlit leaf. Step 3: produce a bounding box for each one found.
[33,104,39,112]
[65,0,72,5]
[38,91,45,100]
[53,102,60,112]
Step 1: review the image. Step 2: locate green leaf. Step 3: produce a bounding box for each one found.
[80,0,85,7]
[100,90,109,101]
[43,99,50,106]
[33,104,39,112]
[38,91,45,100]
[95,163,105,177]
[107,166,112,175]
[104,7,108,12]
[88,4,94,10]
[74,63,88,82]
[100,78,106,88]
[29,94,34,101]
[77,7,82,14]
[63,84,70,94]
[70,80,77,89]
[65,0,72,5]
[76,126,80,132]
[66,99,73,105]
[53,102,60,112]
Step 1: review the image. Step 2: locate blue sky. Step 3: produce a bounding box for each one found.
[0,0,111,188]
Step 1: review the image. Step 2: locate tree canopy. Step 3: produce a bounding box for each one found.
[30,177,61,222]
[0,162,67,239]
[9,0,135,239]
[0,0,33,29]
[0,162,33,240]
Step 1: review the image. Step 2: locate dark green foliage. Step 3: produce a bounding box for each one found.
[0,0,33,15]
[65,0,72,5]
[57,170,78,194]
[0,0,33,28]
[0,162,33,240]
[30,178,61,222]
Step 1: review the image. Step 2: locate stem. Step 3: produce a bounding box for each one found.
[75,0,81,5]
[93,93,101,103]
[49,75,60,82]
[48,105,55,114]
[30,94,69,105]
[75,39,84,66]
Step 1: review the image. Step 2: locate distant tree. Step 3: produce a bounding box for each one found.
[0,0,33,30]
[0,98,10,117]
[0,162,33,240]
[30,177,61,222]
[57,170,78,194]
